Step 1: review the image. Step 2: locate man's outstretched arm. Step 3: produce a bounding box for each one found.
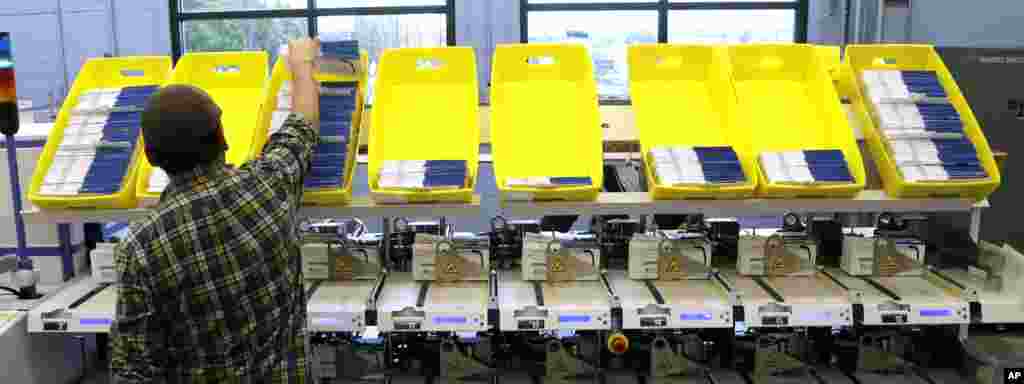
[249,37,322,190]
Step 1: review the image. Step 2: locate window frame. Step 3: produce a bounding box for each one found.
[520,0,808,44]
[520,0,808,103]
[168,0,456,62]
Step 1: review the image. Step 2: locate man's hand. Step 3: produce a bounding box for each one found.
[287,38,319,81]
[287,37,320,125]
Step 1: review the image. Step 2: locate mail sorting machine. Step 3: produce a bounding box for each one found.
[594,212,994,384]
[23,212,1024,384]
[493,229,618,384]
[594,214,857,384]
[819,213,1014,384]
[717,214,858,384]
[602,221,740,384]
[299,219,390,382]
[316,218,495,383]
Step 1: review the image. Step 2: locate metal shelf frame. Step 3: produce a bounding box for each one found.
[498,191,987,217]
[21,195,484,225]
[22,191,986,225]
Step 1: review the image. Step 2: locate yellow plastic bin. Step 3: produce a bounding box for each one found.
[845,44,1000,200]
[816,45,855,98]
[29,56,172,209]
[368,47,479,204]
[252,52,368,205]
[628,44,757,199]
[135,51,268,202]
[490,43,603,201]
[728,44,866,198]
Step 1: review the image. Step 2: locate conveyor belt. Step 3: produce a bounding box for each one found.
[28,277,116,333]
[720,269,852,327]
[644,280,665,304]
[72,284,117,314]
[307,279,377,332]
[821,268,893,302]
[872,276,956,302]
[68,283,113,309]
[498,268,612,331]
[822,268,969,325]
[934,268,1021,323]
[720,270,775,304]
[762,275,849,305]
[377,272,489,332]
[607,270,732,329]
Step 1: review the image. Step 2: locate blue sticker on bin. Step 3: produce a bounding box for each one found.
[550,177,592,186]
[804,150,854,183]
[900,71,947,98]
[423,160,467,188]
[695,146,746,183]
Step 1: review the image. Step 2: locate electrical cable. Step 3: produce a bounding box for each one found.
[0,285,23,298]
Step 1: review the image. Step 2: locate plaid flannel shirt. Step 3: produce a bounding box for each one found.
[111,113,319,383]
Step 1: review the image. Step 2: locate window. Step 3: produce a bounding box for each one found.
[527,11,657,101]
[318,14,447,101]
[523,0,808,102]
[170,0,453,102]
[182,18,308,57]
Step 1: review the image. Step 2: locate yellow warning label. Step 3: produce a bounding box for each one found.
[552,259,564,272]
[668,259,680,272]
[446,263,458,274]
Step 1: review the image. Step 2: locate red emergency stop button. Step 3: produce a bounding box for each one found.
[607,332,629,355]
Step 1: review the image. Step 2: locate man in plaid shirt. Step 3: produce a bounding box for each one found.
[110,38,322,383]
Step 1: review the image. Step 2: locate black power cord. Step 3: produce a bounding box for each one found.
[0,285,42,300]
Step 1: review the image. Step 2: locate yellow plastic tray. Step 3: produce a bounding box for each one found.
[252,52,368,205]
[134,52,268,202]
[844,44,1001,200]
[368,47,479,204]
[29,56,172,209]
[728,44,866,198]
[490,43,603,201]
[627,44,757,200]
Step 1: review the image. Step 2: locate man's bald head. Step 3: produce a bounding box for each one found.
[142,84,228,175]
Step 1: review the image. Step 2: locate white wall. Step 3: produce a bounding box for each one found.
[909,1,1024,47]
[0,0,169,109]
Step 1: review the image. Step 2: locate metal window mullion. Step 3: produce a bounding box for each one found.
[170,0,182,62]
[170,1,453,58]
[308,0,317,37]
[666,1,800,11]
[176,9,309,20]
[527,2,661,12]
[658,0,668,43]
[310,5,449,17]
[796,0,809,42]
[520,0,529,43]
[446,0,456,46]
